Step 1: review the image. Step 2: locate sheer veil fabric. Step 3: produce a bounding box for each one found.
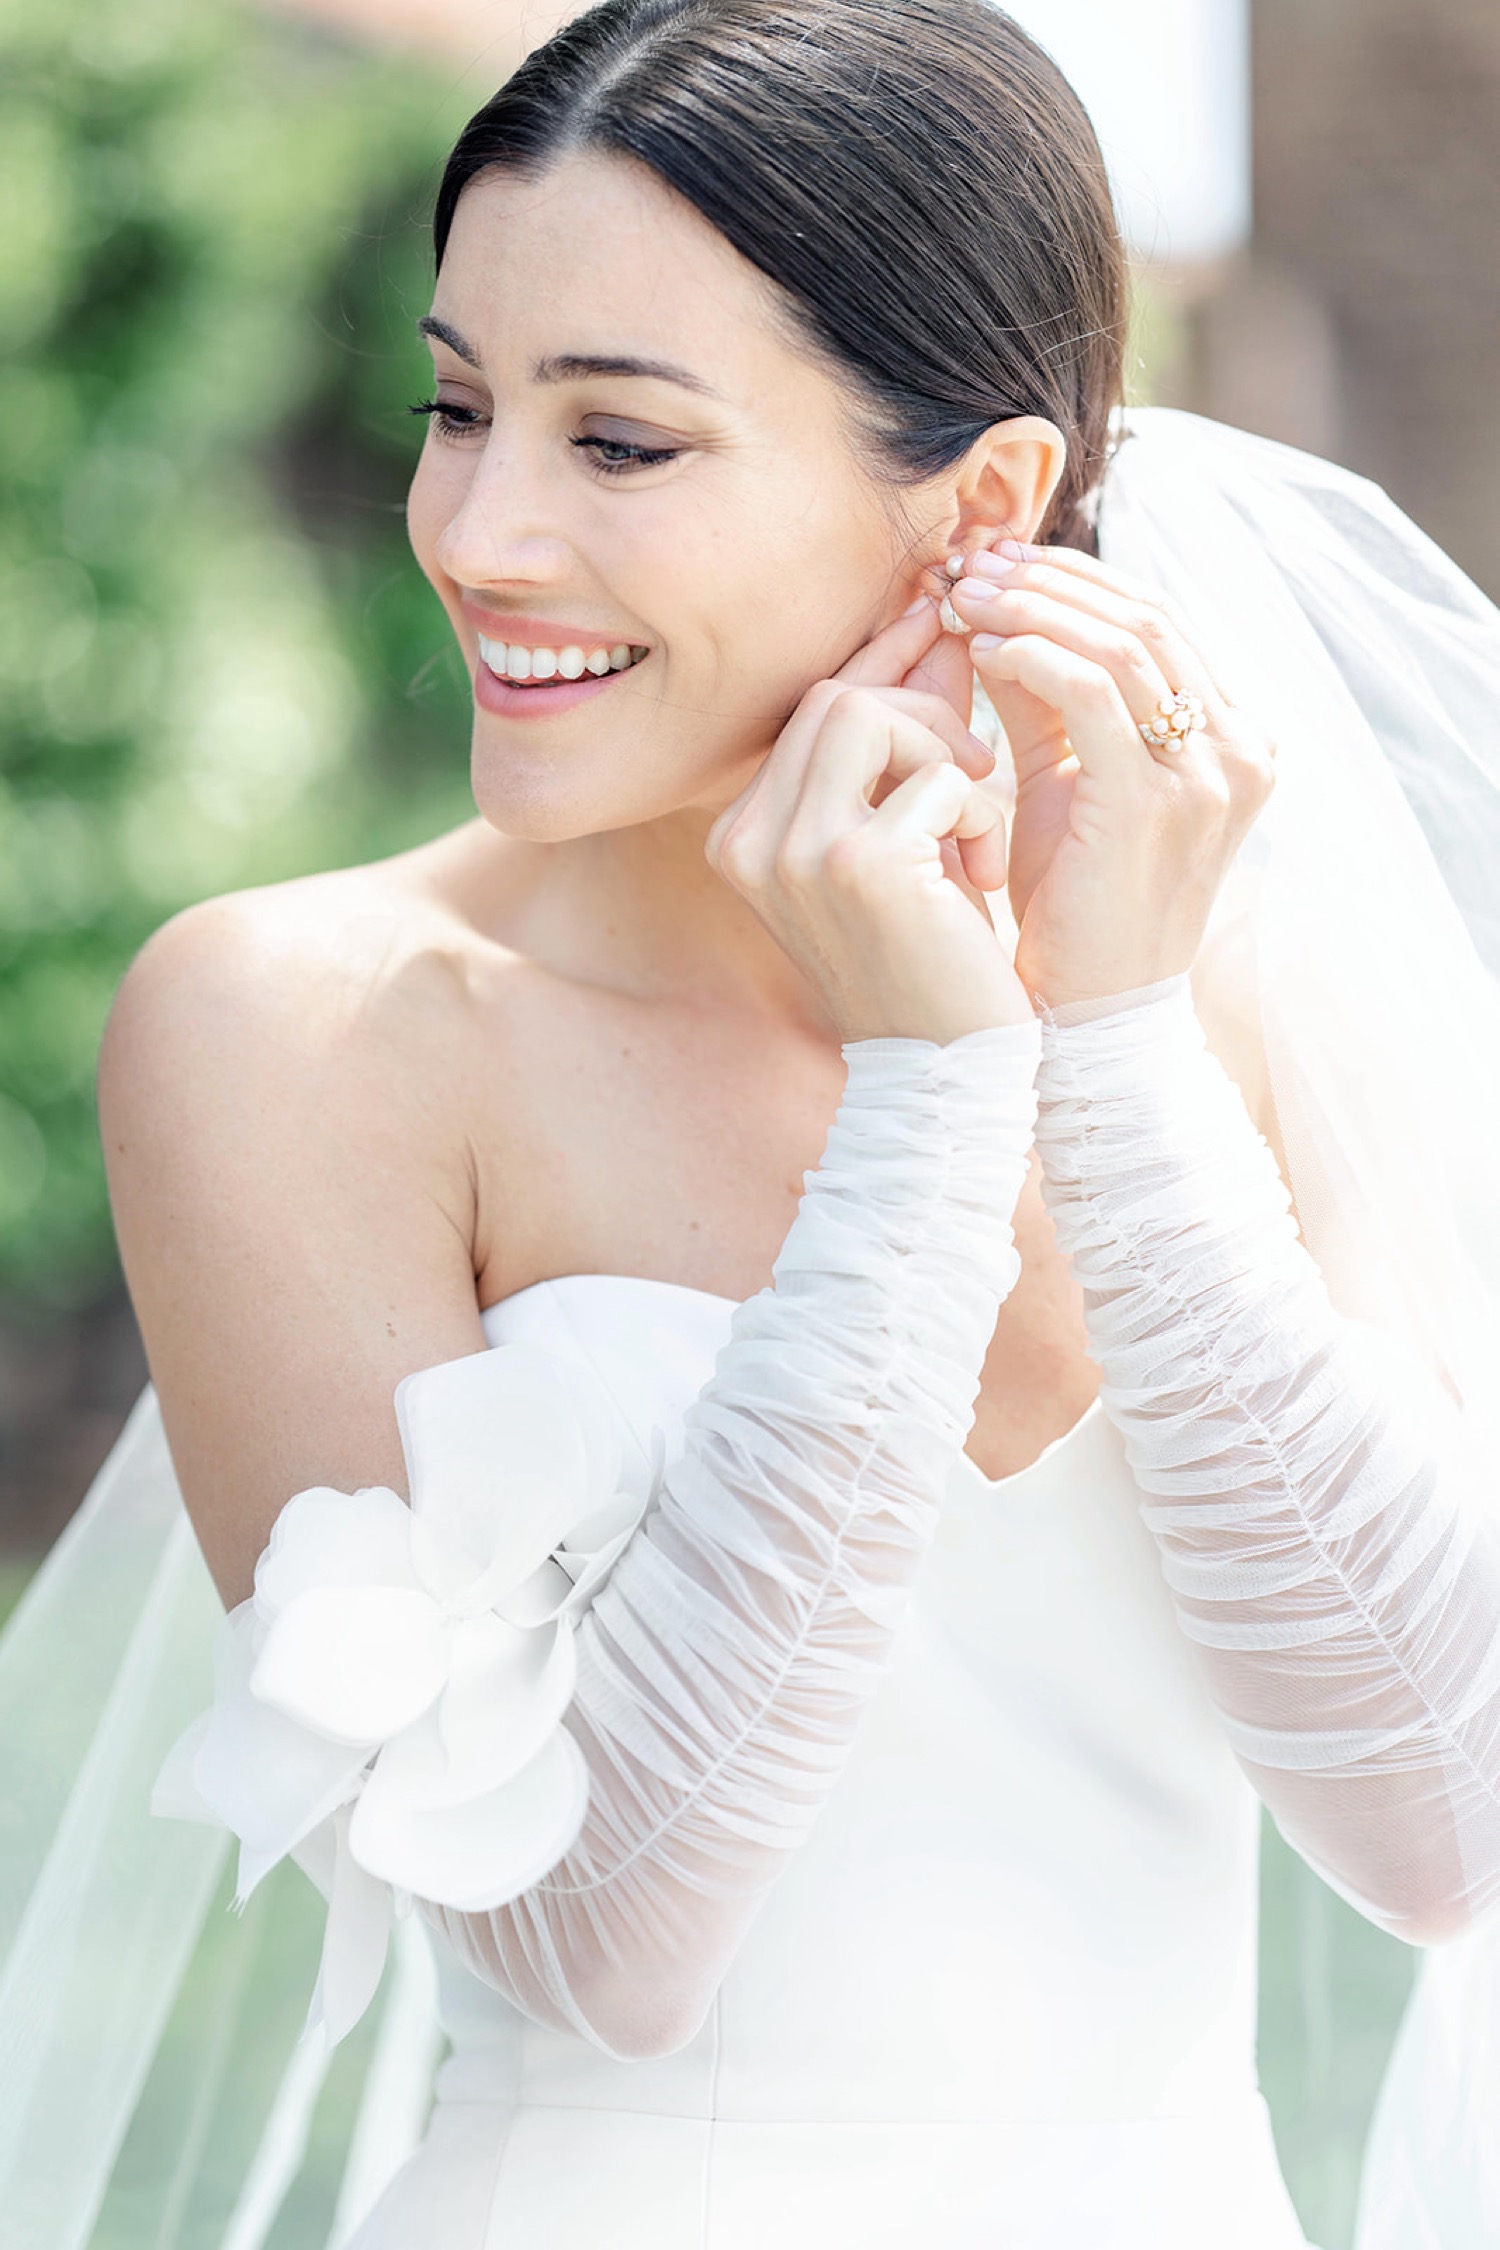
[1,402,1498,2243]
[1092,408,1500,2249]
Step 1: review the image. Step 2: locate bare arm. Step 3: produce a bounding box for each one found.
[99,887,488,1609]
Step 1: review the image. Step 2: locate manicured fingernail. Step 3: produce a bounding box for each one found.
[998,538,1035,560]
[901,592,933,616]
[970,551,1019,580]
[953,576,999,604]
[971,633,1006,652]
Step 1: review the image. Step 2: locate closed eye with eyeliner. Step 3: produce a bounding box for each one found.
[406,396,684,477]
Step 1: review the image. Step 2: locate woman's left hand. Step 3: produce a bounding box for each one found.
[946,542,1277,1009]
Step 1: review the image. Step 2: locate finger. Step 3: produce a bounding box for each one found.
[962,542,1245,710]
[871,686,994,778]
[951,580,1188,750]
[709,619,989,882]
[710,661,989,873]
[954,790,1009,893]
[733,606,962,844]
[835,592,947,691]
[968,540,1182,622]
[788,686,991,820]
[936,826,1009,910]
[897,623,978,734]
[864,758,1005,864]
[722,674,843,845]
[965,634,1160,794]
[789,695,971,848]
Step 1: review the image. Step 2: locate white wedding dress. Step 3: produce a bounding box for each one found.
[352,1265,1308,2250]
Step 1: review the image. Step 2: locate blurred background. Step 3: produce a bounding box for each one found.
[1,0,1494,2241]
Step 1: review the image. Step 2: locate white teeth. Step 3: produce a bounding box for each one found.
[477,632,648,682]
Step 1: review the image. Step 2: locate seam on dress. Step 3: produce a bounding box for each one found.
[698,1986,723,2246]
[477,2095,521,2250]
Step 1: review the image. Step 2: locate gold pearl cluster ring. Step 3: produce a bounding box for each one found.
[1139,691,1207,753]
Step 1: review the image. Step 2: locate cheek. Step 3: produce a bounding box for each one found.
[405,446,459,588]
[751,574,885,696]
[727,491,892,678]
[692,519,854,688]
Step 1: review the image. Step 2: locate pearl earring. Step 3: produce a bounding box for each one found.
[933,549,971,636]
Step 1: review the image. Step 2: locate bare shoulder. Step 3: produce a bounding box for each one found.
[102,847,487,1123]
[99,837,516,1610]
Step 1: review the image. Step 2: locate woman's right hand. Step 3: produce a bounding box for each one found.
[704,595,1034,1045]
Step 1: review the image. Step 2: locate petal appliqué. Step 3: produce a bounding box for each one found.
[251,1585,453,1745]
[254,1484,420,1620]
[304,1802,396,2050]
[374,1611,578,1809]
[153,1338,650,2051]
[396,1344,624,1610]
[349,1724,590,1908]
[191,1616,371,1874]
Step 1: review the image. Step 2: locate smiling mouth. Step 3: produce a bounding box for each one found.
[476,634,651,685]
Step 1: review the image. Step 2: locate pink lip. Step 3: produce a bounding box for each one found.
[473,646,646,718]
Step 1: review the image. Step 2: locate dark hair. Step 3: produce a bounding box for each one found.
[432,0,1126,556]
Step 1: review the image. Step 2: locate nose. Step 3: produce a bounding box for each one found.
[431,436,570,591]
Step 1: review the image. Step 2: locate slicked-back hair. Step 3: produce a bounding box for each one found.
[433,0,1126,555]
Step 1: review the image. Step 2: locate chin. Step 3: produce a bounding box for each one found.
[467,742,698,843]
[466,710,770,841]
[468,764,609,843]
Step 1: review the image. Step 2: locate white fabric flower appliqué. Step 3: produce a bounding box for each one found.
[152,1342,659,2045]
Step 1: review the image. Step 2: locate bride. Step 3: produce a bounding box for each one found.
[7,2,1500,2245]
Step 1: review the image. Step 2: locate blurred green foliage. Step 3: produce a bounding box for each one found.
[0,0,477,1310]
[0,0,1206,1316]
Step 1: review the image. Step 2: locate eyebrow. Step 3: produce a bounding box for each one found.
[417,315,726,400]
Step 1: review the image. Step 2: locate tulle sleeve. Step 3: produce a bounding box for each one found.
[1030,972,1500,1945]
[153,1017,1042,2058]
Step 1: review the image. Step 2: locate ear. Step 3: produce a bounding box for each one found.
[949,415,1069,555]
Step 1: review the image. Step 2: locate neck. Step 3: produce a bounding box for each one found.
[566,807,840,1037]
[444,806,841,1042]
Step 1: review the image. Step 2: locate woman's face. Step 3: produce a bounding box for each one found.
[406,150,946,842]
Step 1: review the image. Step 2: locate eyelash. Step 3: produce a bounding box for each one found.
[407,399,681,476]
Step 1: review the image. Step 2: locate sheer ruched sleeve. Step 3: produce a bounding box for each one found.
[1031,972,1500,1945]
[154,1018,1042,2060]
